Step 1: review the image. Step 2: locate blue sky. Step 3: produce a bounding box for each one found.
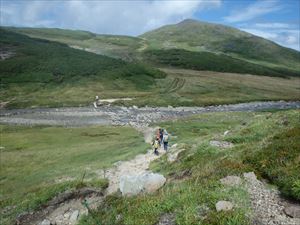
[1,0,299,50]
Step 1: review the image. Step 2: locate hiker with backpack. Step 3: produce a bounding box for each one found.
[159,128,164,147]
[162,130,169,151]
[152,137,160,155]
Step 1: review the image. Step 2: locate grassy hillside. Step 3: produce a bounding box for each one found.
[0,29,164,108]
[79,109,300,225]
[4,27,144,61]
[143,49,299,77]
[140,19,300,70]
[0,125,149,225]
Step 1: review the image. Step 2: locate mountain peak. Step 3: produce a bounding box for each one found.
[177,19,199,25]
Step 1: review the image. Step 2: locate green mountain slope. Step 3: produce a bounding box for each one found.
[0,29,164,108]
[140,19,300,70]
[144,49,299,77]
[4,27,144,61]
[6,22,300,77]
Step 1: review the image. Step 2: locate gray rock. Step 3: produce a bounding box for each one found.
[209,140,233,149]
[220,175,242,186]
[243,172,257,181]
[215,201,234,212]
[70,210,79,222]
[196,204,210,219]
[39,219,51,225]
[157,213,176,225]
[116,214,123,222]
[284,206,300,218]
[120,172,166,196]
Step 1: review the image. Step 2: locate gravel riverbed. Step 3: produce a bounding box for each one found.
[1,101,299,127]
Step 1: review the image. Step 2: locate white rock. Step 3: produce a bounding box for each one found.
[133,105,138,109]
[216,201,234,212]
[70,210,79,222]
[39,219,51,225]
[120,172,166,196]
[223,130,230,136]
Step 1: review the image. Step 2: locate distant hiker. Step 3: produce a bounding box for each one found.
[156,129,161,141]
[93,96,100,108]
[159,128,164,147]
[152,137,160,155]
[163,131,169,151]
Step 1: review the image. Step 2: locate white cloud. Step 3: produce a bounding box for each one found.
[254,22,292,29]
[0,0,221,35]
[224,1,282,23]
[241,28,300,51]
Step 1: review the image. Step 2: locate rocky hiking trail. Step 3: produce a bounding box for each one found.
[16,126,173,225]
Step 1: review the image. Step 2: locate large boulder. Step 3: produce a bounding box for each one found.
[120,172,166,196]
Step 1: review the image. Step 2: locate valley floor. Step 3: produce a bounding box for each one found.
[1,68,300,109]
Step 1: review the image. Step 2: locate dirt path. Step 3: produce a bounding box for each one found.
[1,101,299,127]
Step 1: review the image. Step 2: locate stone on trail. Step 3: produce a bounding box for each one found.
[209,140,233,149]
[157,213,176,225]
[284,206,300,218]
[70,210,79,222]
[120,172,166,196]
[243,172,257,181]
[220,175,242,187]
[38,219,51,225]
[215,201,234,212]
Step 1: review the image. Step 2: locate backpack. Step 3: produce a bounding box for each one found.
[163,134,169,142]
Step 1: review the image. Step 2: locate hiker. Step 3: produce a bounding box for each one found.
[93,96,100,108]
[162,130,169,151]
[159,128,164,147]
[152,137,160,155]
